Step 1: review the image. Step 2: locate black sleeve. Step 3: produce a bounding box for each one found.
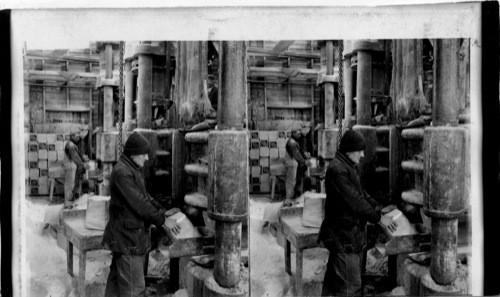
[325,167,381,224]
[364,191,382,212]
[112,170,166,227]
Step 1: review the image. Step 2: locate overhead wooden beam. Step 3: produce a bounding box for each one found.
[272,40,295,53]
[26,50,100,63]
[247,47,320,59]
[248,66,319,79]
[25,70,98,82]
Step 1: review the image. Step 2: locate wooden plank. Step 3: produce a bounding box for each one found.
[248,67,319,79]
[273,40,296,53]
[26,50,100,63]
[248,79,316,86]
[247,47,320,60]
[45,107,91,112]
[25,83,94,89]
[267,103,315,109]
[26,70,98,82]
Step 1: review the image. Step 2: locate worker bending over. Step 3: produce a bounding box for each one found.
[103,132,182,296]
[63,125,89,204]
[318,130,398,296]
[284,123,311,203]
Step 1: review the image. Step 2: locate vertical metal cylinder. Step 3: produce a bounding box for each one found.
[213,221,242,288]
[124,60,135,129]
[430,218,458,285]
[218,41,247,130]
[433,39,460,126]
[137,54,153,129]
[105,43,113,79]
[103,43,115,131]
[356,50,372,125]
[343,55,353,119]
[424,123,466,286]
[324,41,336,128]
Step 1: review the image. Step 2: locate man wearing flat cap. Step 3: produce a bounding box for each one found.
[318,129,397,296]
[103,132,182,296]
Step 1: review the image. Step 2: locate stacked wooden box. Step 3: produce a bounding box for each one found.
[249,130,290,194]
[26,133,69,196]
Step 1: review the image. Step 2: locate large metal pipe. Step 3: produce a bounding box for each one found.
[343,54,353,120]
[137,54,153,129]
[218,41,247,130]
[207,41,248,294]
[124,60,135,129]
[423,126,466,285]
[433,39,460,126]
[324,41,336,129]
[356,50,372,125]
[430,218,458,285]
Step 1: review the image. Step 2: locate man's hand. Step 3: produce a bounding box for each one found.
[379,215,398,233]
[162,218,182,236]
[381,204,397,215]
[83,162,91,170]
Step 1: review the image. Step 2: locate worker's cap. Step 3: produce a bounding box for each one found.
[207,74,216,80]
[291,122,304,132]
[69,125,82,136]
[124,132,150,157]
[339,130,366,153]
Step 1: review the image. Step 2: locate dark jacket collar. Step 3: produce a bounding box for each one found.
[336,151,357,169]
[120,154,142,173]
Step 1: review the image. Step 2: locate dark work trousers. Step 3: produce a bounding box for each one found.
[104,253,147,297]
[321,251,363,296]
[294,165,307,198]
[73,166,85,199]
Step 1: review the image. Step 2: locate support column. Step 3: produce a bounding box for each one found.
[104,43,114,131]
[325,41,336,128]
[97,42,120,195]
[137,52,153,129]
[422,39,466,293]
[343,53,353,121]
[317,41,340,161]
[205,41,248,297]
[124,59,135,130]
[432,40,460,126]
[356,47,372,125]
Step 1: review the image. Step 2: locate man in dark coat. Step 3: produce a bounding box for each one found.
[103,132,181,296]
[318,130,397,296]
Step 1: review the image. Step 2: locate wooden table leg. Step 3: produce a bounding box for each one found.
[285,239,291,275]
[270,175,276,200]
[79,250,87,296]
[295,249,303,297]
[67,240,73,277]
[170,258,180,292]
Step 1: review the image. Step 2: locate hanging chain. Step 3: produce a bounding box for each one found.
[118,41,125,155]
[337,40,344,149]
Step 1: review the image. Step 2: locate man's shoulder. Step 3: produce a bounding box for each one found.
[327,157,348,174]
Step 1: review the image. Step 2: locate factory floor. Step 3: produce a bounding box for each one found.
[24,196,187,297]
[249,194,398,297]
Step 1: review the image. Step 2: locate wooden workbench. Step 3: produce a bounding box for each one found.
[279,206,321,296]
[61,209,104,296]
